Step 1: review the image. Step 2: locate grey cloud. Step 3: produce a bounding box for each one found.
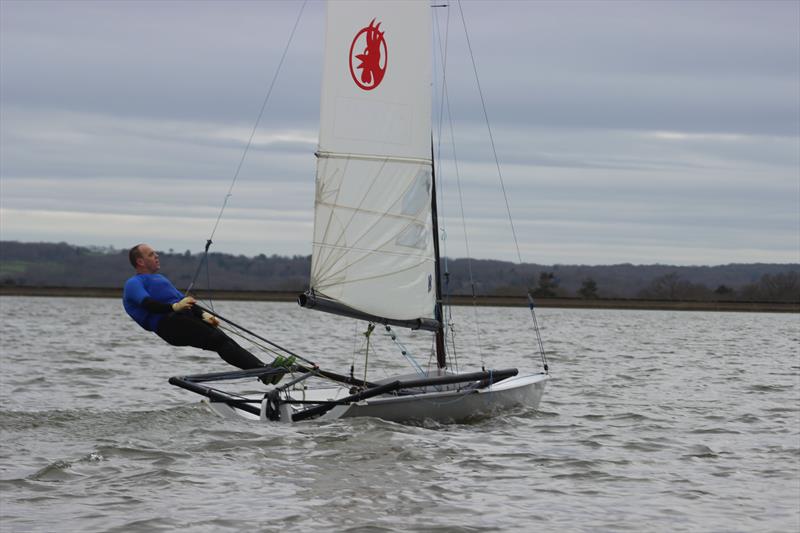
[1,0,797,265]
[1,1,323,122]
[440,1,799,136]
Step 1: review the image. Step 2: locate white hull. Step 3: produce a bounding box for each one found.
[206,372,549,424]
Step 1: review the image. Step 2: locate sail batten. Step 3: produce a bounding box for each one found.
[309,0,435,323]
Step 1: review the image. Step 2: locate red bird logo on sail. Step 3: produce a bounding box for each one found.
[349,19,387,91]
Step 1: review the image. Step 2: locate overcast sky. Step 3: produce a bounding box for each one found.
[1,0,798,266]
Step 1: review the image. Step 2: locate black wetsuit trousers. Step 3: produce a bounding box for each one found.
[155,311,264,370]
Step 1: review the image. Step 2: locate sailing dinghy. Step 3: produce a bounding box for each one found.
[169,0,549,424]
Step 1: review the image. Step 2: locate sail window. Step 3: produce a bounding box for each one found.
[395,223,428,249]
[401,169,431,216]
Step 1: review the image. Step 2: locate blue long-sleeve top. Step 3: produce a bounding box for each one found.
[123,273,185,331]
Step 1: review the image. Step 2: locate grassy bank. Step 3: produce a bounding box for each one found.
[1,286,796,313]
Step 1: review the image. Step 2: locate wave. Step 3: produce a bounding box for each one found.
[0,403,211,434]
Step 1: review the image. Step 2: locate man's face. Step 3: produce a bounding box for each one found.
[137,244,160,274]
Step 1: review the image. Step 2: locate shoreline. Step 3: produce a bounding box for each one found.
[1,286,796,313]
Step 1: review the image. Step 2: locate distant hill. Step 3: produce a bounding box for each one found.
[1,241,798,302]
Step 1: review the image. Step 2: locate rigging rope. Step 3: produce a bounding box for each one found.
[350,320,359,382]
[362,323,375,383]
[456,0,548,372]
[186,0,308,294]
[457,0,522,265]
[433,4,458,374]
[433,6,450,274]
[384,325,426,376]
[434,5,484,370]
[218,323,283,360]
[194,303,313,366]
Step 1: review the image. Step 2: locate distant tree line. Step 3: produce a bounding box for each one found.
[528,270,799,303]
[1,240,798,303]
[0,241,309,292]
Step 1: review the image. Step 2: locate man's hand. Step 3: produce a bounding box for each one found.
[172,296,196,312]
[201,311,220,327]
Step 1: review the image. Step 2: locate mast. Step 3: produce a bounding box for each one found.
[430,138,447,369]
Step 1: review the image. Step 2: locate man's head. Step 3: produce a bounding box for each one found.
[129,243,160,274]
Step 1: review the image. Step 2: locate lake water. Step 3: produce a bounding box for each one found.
[1,297,798,532]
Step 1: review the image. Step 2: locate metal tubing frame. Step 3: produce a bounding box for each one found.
[168,367,519,421]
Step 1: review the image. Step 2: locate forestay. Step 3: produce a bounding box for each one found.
[311,0,435,322]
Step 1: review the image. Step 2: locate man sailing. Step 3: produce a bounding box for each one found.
[123,243,290,383]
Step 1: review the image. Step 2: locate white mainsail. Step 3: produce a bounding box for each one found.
[310,0,435,322]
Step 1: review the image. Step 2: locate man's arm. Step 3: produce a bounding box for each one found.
[140,298,174,314]
[145,296,195,314]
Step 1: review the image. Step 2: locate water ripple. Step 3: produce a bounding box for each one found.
[0,298,798,532]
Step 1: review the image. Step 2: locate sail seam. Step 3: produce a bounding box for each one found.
[315,201,428,223]
[317,151,431,165]
[314,157,349,283]
[313,258,434,289]
[313,198,432,283]
[313,157,434,285]
[313,158,389,277]
[312,242,435,261]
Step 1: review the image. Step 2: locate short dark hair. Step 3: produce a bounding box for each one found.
[129,244,145,268]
